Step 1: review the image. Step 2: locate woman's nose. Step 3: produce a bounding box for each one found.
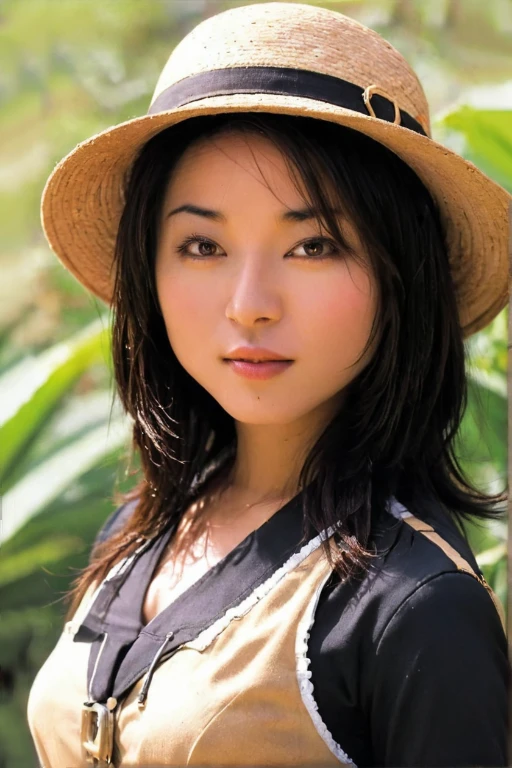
[225,255,282,327]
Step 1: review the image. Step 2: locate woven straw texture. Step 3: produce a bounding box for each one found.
[41,1,511,337]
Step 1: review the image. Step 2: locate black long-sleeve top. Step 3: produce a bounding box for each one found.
[87,490,509,767]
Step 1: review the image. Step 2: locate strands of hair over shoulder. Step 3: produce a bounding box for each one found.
[63,113,505,622]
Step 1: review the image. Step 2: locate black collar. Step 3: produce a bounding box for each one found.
[74,488,320,702]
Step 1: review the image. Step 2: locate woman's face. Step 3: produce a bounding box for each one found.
[155,130,378,427]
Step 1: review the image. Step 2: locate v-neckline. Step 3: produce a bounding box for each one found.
[78,481,334,704]
[75,482,312,645]
[138,494,300,632]
[138,485,308,634]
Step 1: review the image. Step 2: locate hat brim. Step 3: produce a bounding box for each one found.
[41,92,511,337]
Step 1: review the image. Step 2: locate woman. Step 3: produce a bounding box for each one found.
[27,3,509,767]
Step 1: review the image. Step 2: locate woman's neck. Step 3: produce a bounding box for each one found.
[226,396,344,503]
[228,425,308,502]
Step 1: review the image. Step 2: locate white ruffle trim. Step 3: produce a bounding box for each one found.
[183,525,337,652]
[295,574,357,766]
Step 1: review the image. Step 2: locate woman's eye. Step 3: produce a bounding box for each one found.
[288,238,340,260]
[175,236,222,259]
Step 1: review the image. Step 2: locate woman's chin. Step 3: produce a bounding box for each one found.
[213,395,325,428]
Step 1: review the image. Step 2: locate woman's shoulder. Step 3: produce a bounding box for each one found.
[308,499,509,767]
[315,496,505,651]
[368,496,484,598]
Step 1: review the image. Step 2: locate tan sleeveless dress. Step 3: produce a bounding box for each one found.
[26,506,505,768]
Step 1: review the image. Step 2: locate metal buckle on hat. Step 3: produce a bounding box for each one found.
[81,698,117,767]
[363,84,401,125]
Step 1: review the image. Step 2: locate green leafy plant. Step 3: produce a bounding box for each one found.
[0,318,131,768]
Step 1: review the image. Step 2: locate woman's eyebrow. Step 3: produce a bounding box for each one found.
[166,204,341,223]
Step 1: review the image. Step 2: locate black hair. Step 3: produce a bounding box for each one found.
[63,112,504,621]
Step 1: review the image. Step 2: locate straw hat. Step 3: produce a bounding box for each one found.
[41,1,510,337]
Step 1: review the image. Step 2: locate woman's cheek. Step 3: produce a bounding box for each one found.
[158,263,208,320]
[300,272,376,352]
[160,283,220,366]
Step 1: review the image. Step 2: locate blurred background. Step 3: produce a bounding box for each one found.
[0,0,510,765]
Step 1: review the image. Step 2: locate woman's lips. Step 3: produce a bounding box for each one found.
[224,359,294,380]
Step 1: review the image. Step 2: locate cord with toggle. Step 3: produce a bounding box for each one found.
[137,631,176,709]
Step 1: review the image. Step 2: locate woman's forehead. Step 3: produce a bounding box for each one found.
[165,132,299,198]
[161,131,345,229]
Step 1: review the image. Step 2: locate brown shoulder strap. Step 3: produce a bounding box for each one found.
[402,514,506,633]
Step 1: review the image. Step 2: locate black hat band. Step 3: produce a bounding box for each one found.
[148,66,427,136]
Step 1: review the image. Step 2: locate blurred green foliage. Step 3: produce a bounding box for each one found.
[0,1,510,766]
